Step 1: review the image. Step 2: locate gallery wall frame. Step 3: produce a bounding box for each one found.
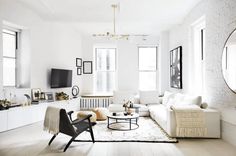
[170,46,182,89]
[76,58,82,67]
[83,61,93,74]
[77,68,82,75]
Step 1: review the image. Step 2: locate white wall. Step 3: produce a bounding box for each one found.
[158,31,170,94]
[81,35,159,94]
[0,0,83,98]
[162,0,236,145]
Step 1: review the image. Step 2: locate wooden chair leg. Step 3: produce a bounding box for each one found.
[88,119,95,143]
[89,126,95,143]
[64,137,75,152]
[48,134,57,146]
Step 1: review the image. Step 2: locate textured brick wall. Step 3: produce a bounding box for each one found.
[168,0,236,145]
[169,0,236,108]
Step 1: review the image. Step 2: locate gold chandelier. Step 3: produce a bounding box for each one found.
[92,4,148,40]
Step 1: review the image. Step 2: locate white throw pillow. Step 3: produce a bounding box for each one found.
[176,95,202,106]
[139,91,159,104]
[162,91,175,106]
[113,91,136,104]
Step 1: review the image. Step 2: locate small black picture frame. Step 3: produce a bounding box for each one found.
[170,46,182,89]
[83,61,93,74]
[77,68,82,75]
[76,58,82,67]
[45,92,54,102]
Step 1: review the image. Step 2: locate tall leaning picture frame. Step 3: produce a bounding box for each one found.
[170,46,182,89]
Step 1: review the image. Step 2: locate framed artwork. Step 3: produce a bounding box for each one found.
[31,88,41,101]
[83,61,93,74]
[170,46,182,89]
[45,92,54,102]
[76,58,82,67]
[77,68,82,75]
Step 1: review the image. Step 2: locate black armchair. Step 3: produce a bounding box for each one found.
[48,109,95,152]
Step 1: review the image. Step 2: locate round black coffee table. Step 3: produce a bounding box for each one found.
[107,113,139,131]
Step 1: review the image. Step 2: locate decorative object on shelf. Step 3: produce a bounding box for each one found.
[83,61,93,74]
[40,92,46,100]
[0,99,11,110]
[170,46,182,89]
[31,88,41,102]
[72,85,80,98]
[77,68,82,75]
[56,92,69,101]
[24,94,31,106]
[45,92,54,102]
[76,58,82,67]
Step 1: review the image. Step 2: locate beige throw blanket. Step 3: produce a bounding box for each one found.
[43,106,61,135]
[171,105,207,137]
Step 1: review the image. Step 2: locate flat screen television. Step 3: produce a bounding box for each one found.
[50,68,72,88]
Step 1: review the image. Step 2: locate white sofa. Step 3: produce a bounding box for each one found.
[108,91,220,138]
[149,91,220,138]
[108,91,157,117]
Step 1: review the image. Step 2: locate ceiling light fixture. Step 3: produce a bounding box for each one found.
[92,4,148,40]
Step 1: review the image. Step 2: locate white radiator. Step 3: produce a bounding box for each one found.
[80,97,111,109]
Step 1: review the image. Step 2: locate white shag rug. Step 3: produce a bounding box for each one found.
[77,117,177,143]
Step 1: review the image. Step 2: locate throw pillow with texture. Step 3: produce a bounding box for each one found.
[162,91,175,106]
[139,90,159,104]
[176,95,202,106]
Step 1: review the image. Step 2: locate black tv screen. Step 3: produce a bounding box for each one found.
[51,68,72,88]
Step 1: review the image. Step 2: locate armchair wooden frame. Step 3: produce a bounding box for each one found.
[48,109,95,152]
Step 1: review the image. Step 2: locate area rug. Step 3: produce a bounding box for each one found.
[77,117,178,143]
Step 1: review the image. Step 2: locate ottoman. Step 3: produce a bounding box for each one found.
[77,111,97,123]
[92,107,109,121]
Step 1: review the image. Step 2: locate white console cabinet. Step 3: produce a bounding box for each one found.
[0,98,80,132]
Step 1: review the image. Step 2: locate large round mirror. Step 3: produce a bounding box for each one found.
[222,29,236,93]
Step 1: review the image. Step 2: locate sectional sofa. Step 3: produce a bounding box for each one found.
[108,91,220,138]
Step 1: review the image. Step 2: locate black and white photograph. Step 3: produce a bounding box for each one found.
[83,61,93,74]
[170,46,182,89]
[76,58,82,67]
[77,68,82,75]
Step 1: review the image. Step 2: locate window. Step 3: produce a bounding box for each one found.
[2,29,18,87]
[192,17,205,95]
[139,47,157,90]
[95,48,116,93]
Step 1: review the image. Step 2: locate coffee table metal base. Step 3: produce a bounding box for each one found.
[107,118,139,131]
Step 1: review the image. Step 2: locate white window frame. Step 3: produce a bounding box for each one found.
[94,47,117,94]
[2,28,19,87]
[191,16,206,95]
[138,46,158,91]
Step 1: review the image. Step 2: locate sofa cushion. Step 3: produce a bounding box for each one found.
[133,104,149,112]
[108,104,125,112]
[163,91,202,107]
[113,91,136,104]
[162,91,175,106]
[175,94,202,106]
[139,90,159,104]
[148,104,167,130]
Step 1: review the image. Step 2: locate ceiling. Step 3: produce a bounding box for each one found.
[17,0,202,35]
